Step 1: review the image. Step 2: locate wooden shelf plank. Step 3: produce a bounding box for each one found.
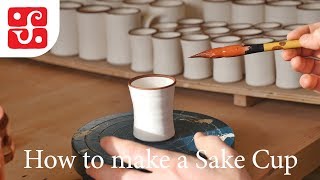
[30,53,320,106]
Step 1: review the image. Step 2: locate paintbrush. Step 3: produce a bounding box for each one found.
[190,40,301,58]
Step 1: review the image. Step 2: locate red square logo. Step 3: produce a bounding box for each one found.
[8,7,48,49]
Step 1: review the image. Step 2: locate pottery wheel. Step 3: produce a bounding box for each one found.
[72,110,235,178]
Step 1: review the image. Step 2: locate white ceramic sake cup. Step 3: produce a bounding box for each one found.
[76,5,111,61]
[243,37,276,87]
[152,32,183,75]
[180,34,212,80]
[265,0,302,26]
[233,28,263,40]
[178,18,204,28]
[105,7,141,65]
[211,36,243,83]
[228,23,252,31]
[254,22,282,32]
[283,24,306,31]
[297,3,320,24]
[151,22,178,32]
[182,0,203,18]
[177,27,202,35]
[128,74,176,142]
[93,0,123,8]
[129,28,157,72]
[231,0,265,24]
[122,0,154,25]
[204,27,231,38]
[144,0,185,27]
[201,21,228,30]
[202,0,232,23]
[265,29,302,89]
[51,2,83,56]
[61,0,92,5]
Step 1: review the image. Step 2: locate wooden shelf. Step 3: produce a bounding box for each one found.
[30,53,320,107]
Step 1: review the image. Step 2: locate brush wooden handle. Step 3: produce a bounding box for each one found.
[263,40,301,51]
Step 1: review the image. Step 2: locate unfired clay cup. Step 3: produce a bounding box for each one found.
[93,0,123,8]
[151,22,178,32]
[51,2,83,56]
[129,28,157,72]
[228,23,252,31]
[204,27,231,38]
[180,34,212,80]
[122,0,154,25]
[265,0,302,26]
[254,22,282,32]
[231,0,265,24]
[283,24,306,31]
[178,18,204,28]
[265,29,302,89]
[233,28,263,40]
[297,3,320,24]
[105,7,141,65]
[76,5,111,60]
[203,0,232,23]
[211,36,243,83]
[152,32,183,75]
[128,74,176,142]
[182,0,203,18]
[243,37,276,87]
[201,21,228,30]
[177,27,202,35]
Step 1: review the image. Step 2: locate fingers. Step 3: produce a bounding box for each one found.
[300,74,320,91]
[287,22,320,40]
[299,28,320,50]
[282,48,314,61]
[100,136,178,169]
[194,132,238,160]
[86,163,147,180]
[291,56,320,75]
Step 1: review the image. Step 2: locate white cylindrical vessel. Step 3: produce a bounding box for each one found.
[129,28,157,72]
[265,0,302,26]
[177,27,202,35]
[233,28,263,40]
[61,0,92,5]
[228,23,252,31]
[265,29,302,89]
[151,22,178,32]
[93,0,123,7]
[128,74,176,142]
[231,0,265,24]
[76,5,111,60]
[243,37,276,87]
[180,34,212,80]
[211,36,243,83]
[182,0,203,18]
[122,0,154,25]
[178,18,204,28]
[51,2,83,56]
[204,27,231,38]
[297,3,320,24]
[203,0,232,23]
[105,8,141,65]
[152,32,183,75]
[201,21,228,30]
[254,22,282,32]
[283,24,306,31]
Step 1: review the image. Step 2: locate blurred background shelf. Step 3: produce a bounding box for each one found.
[30,53,320,107]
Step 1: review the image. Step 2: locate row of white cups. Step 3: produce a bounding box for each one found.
[52,0,319,89]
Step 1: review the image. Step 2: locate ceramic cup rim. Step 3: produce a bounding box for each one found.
[243,37,275,45]
[205,27,231,35]
[202,21,228,28]
[181,34,210,41]
[265,29,291,37]
[233,0,265,6]
[254,22,282,29]
[211,35,242,43]
[228,23,252,30]
[178,18,204,26]
[123,0,155,5]
[77,5,111,13]
[60,1,83,10]
[178,26,202,33]
[267,0,302,7]
[106,7,141,15]
[152,22,178,29]
[297,3,320,10]
[150,0,184,7]
[129,27,158,36]
[233,28,263,36]
[128,74,176,90]
[152,32,181,39]
[203,0,231,3]
[283,24,306,30]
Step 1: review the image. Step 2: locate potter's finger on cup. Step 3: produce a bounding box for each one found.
[100,136,178,169]
[299,28,320,50]
[194,132,238,160]
[300,74,320,91]
[86,163,146,180]
[287,22,320,40]
[282,48,314,61]
[291,56,320,75]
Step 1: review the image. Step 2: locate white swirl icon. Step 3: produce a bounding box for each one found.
[11,10,43,45]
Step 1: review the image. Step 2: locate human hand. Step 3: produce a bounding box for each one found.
[282,22,320,91]
[86,133,251,180]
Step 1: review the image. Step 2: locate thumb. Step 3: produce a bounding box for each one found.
[299,28,320,50]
